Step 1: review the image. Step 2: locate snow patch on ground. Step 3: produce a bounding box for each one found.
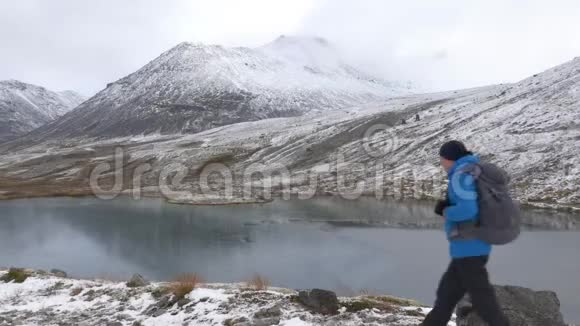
[0,271,435,325]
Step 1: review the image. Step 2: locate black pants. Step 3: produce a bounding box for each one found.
[422,256,509,326]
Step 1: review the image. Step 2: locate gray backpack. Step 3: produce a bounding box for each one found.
[454,162,521,245]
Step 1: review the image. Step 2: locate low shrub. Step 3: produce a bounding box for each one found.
[246,274,270,291]
[0,268,29,283]
[170,273,203,299]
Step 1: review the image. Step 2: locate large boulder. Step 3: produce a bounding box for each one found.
[252,304,282,325]
[297,289,339,315]
[456,285,566,326]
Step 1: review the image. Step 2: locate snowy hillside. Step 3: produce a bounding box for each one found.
[57,90,86,110]
[0,80,85,142]
[15,36,412,141]
[0,56,579,210]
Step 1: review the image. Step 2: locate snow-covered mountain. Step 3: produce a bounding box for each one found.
[19,36,411,140]
[1,55,578,210]
[0,80,85,142]
[56,90,86,110]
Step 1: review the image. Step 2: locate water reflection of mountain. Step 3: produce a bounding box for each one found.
[47,199,260,275]
[520,208,580,230]
[51,198,580,271]
[274,197,580,231]
[0,197,578,280]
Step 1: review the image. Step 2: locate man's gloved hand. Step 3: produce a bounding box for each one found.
[434,198,450,216]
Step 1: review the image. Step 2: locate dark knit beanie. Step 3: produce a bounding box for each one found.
[439,140,471,161]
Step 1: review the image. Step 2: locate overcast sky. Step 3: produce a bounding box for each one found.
[1,0,580,96]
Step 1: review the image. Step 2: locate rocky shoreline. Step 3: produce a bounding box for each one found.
[0,268,432,326]
[1,268,574,326]
[1,188,580,219]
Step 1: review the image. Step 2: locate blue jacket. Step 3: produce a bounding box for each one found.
[445,155,492,258]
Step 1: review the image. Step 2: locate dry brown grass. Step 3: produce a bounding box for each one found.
[170,273,204,299]
[0,176,93,200]
[246,274,270,291]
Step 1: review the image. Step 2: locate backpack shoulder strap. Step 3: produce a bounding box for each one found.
[457,163,482,179]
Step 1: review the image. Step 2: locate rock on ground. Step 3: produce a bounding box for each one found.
[297,288,340,315]
[126,273,149,288]
[456,285,566,326]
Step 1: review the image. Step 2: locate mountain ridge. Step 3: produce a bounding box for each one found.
[0,80,85,142]
[0,49,578,211]
[9,36,412,142]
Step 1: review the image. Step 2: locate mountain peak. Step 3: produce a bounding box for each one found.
[16,37,411,140]
[260,35,334,54]
[268,35,330,47]
[168,35,333,57]
[0,79,25,85]
[0,81,86,142]
[0,79,38,90]
[258,35,341,70]
[165,41,229,55]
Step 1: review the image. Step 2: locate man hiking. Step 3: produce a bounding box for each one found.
[422,140,510,326]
